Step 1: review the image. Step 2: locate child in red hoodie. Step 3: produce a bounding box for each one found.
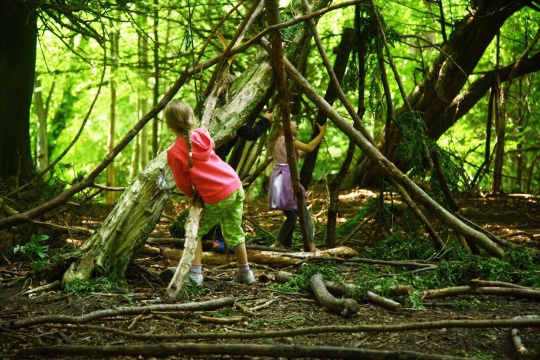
[165,100,255,285]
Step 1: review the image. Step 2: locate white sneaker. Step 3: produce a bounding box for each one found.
[233,270,256,284]
[187,272,203,286]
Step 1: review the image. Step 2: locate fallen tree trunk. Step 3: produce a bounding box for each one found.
[366,290,402,312]
[421,286,540,300]
[276,270,409,312]
[18,343,472,360]
[309,273,361,317]
[148,246,357,267]
[0,297,235,331]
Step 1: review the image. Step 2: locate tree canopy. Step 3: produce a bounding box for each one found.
[1,0,539,259]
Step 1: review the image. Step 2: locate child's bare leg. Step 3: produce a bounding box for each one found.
[233,242,248,264]
[193,241,203,265]
[232,242,255,283]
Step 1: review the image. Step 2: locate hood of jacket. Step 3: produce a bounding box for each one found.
[189,128,214,161]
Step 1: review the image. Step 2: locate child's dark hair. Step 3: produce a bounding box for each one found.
[165,100,197,168]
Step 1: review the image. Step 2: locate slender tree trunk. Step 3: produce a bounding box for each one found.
[106,32,119,204]
[33,76,51,173]
[130,134,141,180]
[138,13,150,170]
[152,0,160,157]
[0,1,37,183]
[471,88,495,189]
[327,20,367,247]
[300,28,355,190]
[267,0,312,251]
[491,86,506,194]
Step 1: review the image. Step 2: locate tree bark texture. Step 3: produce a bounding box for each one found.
[349,0,535,187]
[166,197,202,298]
[0,1,37,182]
[62,160,176,286]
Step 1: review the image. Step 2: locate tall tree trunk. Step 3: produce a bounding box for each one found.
[348,0,532,187]
[327,11,369,247]
[0,1,37,183]
[152,0,161,157]
[106,31,119,204]
[138,12,150,171]
[33,75,51,173]
[299,28,355,190]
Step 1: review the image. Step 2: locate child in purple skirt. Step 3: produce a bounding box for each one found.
[268,119,327,252]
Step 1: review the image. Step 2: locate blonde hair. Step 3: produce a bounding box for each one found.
[165,100,197,168]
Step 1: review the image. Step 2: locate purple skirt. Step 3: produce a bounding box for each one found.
[268,163,307,211]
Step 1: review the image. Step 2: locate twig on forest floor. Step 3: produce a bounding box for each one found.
[243,215,276,240]
[0,297,236,330]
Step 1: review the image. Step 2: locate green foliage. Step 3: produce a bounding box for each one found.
[270,262,341,293]
[362,232,434,261]
[354,233,540,309]
[452,297,500,310]
[336,197,378,238]
[395,111,464,204]
[62,276,126,295]
[13,234,50,263]
[456,349,495,360]
[175,284,211,300]
[16,0,539,202]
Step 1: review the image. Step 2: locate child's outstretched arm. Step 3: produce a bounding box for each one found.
[294,122,327,155]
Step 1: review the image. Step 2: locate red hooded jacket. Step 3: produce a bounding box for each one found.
[167,128,241,204]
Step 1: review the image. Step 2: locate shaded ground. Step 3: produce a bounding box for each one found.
[1,189,540,359]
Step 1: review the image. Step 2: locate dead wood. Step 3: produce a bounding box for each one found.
[243,214,276,240]
[0,297,235,330]
[338,210,376,246]
[345,257,435,270]
[366,290,402,312]
[17,342,472,359]
[470,278,533,289]
[275,41,505,257]
[146,238,185,246]
[22,280,61,295]
[166,197,202,299]
[275,271,409,312]
[374,284,414,296]
[421,286,540,300]
[53,316,540,342]
[309,273,361,317]
[320,280,412,298]
[198,315,246,324]
[145,246,357,265]
[499,230,535,240]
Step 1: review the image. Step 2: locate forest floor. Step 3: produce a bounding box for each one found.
[1,187,540,359]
